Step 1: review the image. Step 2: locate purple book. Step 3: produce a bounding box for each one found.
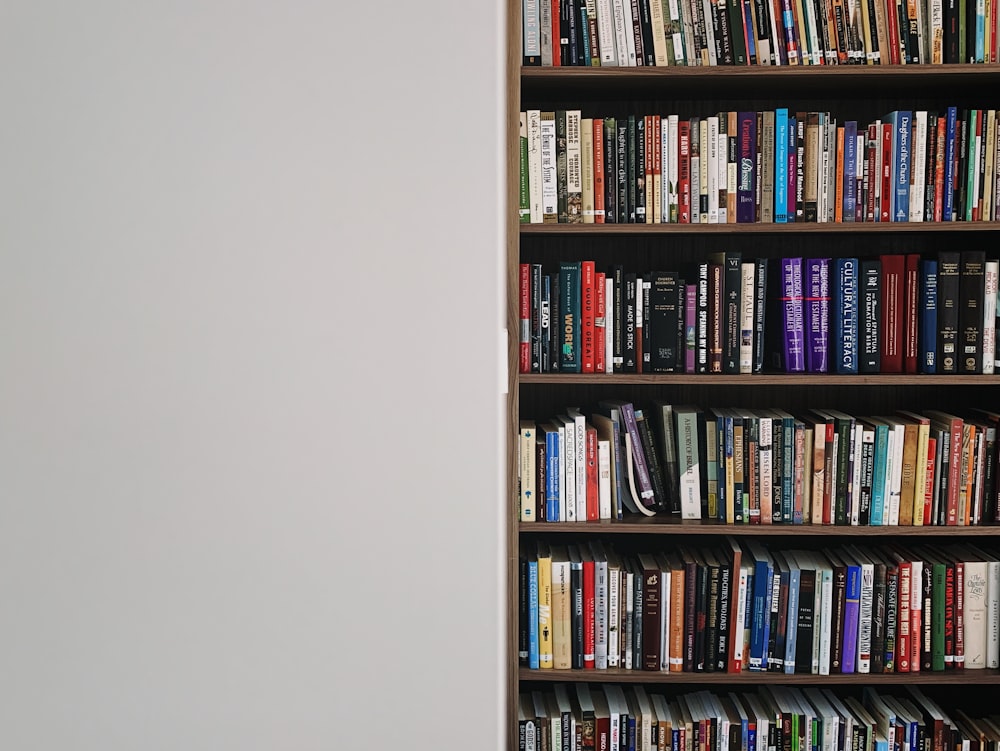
[841,563,862,673]
[780,257,806,372]
[806,257,830,373]
[685,284,697,373]
[737,112,757,223]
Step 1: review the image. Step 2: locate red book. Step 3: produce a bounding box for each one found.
[594,118,606,224]
[595,272,606,373]
[582,261,596,373]
[645,115,654,224]
[586,426,599,521]
[880,254,904,373]
[926,411,964,525]
[552,0,561,65]
[885,0,902,64]
[904,253,920,373]
[679,120,692,223]
[520,263,531,373]
[880,122,893,223]
[582,553,596,668]
[866,124,878,222]
[973,111,983,221]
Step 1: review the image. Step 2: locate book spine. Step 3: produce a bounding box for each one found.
[806,257,830,373]
[842,564,861,673]
[921,260,939,374]
[938,251,961,373]
[781,257,807,372]
[754,258,768,374]
[959,250,986,373]
[834,258,859,374]
[880,254,904,374]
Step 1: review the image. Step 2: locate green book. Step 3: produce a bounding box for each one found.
[932,558,946,671]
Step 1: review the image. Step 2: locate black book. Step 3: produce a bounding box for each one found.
[612,265,624,373]
[629,0,647,65]
[770,411,785,522]
[635,409,669,511]
[693,549,709,671]
[624,272,638,372]
[636,0,656,64]
[556,111,569,222]
[676,279,687,372]
[861,259,881,373]
[959,250,986,373]
[937,251,961,374]
[649,271,681,372]
[712,251,742,374]
[827,551,848,672]
[642,277,651,372]
[570,546,584,668]
[683,550,698,672]
[540,274,552,373]
[871,557,886,674]
[925,114,939,222]
[727,0,747,63]
[566,0,580,65]
[604,118,618,224]
[549,273,561,372]
[716,551,731,671]
[794,554,816,674]
[754,258,768,374]
[717,0,735,63]
[704,549,722,672]
[651,400,683,515]
[955,112,969,220]
[616,119,628,223]
[632,558,643,671]
[944,0,959,62]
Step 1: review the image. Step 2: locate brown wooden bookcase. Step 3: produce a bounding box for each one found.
[504,1,1000,745]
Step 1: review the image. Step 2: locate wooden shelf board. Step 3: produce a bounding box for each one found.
[519,520,1000,536]
[519,668,1000,684]
[520,222,1000,235]
[519,373,1000,385]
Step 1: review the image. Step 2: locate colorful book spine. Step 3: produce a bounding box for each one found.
[737,112,757,223]
[776,109,789,223]
[842,562,862,673]
[893,111,913,222]
[781,257,807,372]
[806,257,830,373]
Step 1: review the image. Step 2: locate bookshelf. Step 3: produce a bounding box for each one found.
[506,3,1000,748]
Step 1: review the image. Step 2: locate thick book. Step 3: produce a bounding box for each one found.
[959,250,986,373]
[833,258,859,374]
[920,259,939,374]
[937,251,961,374]
[880,254,905,374]
[649,271,681,372]
[712,251,743,373]
[779,257,807,372]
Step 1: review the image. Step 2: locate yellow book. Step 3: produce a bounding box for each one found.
[536,542,553,669]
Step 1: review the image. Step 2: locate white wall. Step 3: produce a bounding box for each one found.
[0,3,504,749]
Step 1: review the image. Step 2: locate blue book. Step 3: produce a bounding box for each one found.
[868,421,889,525]
[784,559,801,674]
[748,543,773,671]
[528,559,540,668]
[748,725,757,751]
[844,121,858,222]
[944,107,959,221]
[776,109,789,223]
[841,560,861,673]
[542,423,561,521]
[833,258,859,374]
[920,260,938,373]
[892,111,913,222]
[628,715,637,751]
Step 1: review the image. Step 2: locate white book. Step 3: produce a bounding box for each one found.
[666,115,680,224]
[816,553,833,675]
[605,276,614,373]
[598,439,612,519]
[675,406,703,519]
[540,113,558,221]
[539,0,553,65]
[733,563,750,672]
[557,416,575,522]
[596,0,619,64]
[624,569,634,670]
[850,423,864,525]
[721,125,731,224]
[523,0,541,59]
[759,415,774,522]
[910,112,927,222]
[887,421,904,525]
[519,421,536,522]
[656,555,671,671]
[610,0,631,66]
[708,116,720,223]
[699,119,709,223]
[592,542,610,669]
[620,0,638,65]
[739,262,755,373]
[987,558,1000,668]
[527,110,543,223]
[631,687,655,751]
[701,0,718,65]
[983,260,998,374]
[567,110,583,222]
[931,0,944,62]
[566,408,588,522]
[963,556,989,668]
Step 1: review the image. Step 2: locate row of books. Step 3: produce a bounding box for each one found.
[521,0,1000,67]
[517,402,1000,525]
[519,108,1000,225]
[518,252,1000,376]
[519,540,1000,674]
[518,684,1000,751]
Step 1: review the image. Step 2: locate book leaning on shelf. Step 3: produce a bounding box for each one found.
[519,402,1000,526]
[519,106,1000,226]
[518,253,1000,376]
[522,0,1000,67]
[519,538,1000,674]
